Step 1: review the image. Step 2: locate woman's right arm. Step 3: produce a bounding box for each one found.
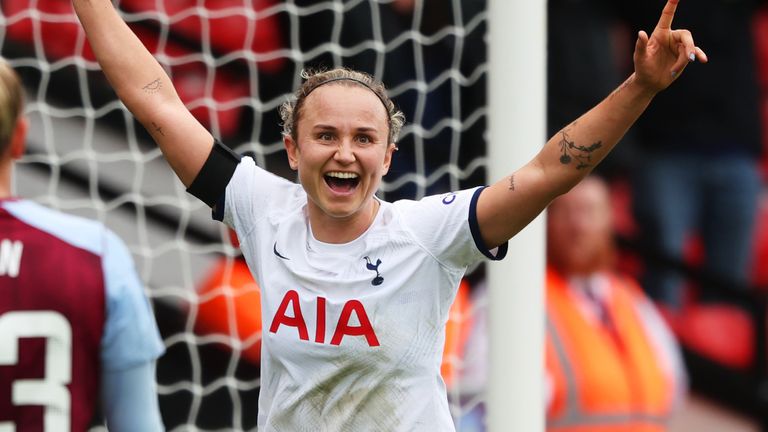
[73,0,213,187]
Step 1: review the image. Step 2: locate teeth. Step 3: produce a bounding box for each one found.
[326,172,359,179]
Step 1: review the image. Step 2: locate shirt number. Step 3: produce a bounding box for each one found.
[0,311,72,432]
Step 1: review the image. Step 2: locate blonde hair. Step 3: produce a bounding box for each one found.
[0,59,23,154]
[279,68,405,145]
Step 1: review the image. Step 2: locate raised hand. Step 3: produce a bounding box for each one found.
[633,0,708,93]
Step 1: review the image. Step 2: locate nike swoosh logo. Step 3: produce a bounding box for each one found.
[273,242,290,260]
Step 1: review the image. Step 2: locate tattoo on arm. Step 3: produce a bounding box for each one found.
[608,75,634,101]
[151,122,164,136]
[558,130,602,170]
[508,175,515,191]
[143,78,162,94]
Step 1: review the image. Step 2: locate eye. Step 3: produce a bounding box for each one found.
[356,134,373,144]
[317,132,334,141]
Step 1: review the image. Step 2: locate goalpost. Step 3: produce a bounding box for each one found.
[487,0,546,431]
[2,0,546,430]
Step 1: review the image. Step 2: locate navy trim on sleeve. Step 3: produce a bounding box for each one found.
[468,186,508,261]
[186,139,241,208]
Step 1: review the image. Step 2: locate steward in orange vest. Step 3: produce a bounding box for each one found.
[546,268,682,431]
[546,178,684,432]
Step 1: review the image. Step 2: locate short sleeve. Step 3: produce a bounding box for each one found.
[100,230,165,371]
[219,156,299,232]
[397,187,508,270]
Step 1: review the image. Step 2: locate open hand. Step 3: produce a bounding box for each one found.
[633,0,708,93]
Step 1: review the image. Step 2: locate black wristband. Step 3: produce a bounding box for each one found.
[186,139,241,208]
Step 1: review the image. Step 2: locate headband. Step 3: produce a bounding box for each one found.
[302,77,390,113]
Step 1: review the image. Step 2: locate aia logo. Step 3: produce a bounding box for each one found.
[363,256,383,286]
[269,290,380,347]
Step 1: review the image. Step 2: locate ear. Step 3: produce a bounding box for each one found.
[8,116,28,160]
[283,134,299,171]
[381,142,396,175]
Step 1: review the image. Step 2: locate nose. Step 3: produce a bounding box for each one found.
[334,139,356,164]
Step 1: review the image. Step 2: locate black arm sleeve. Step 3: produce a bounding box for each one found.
[186,139,241,208]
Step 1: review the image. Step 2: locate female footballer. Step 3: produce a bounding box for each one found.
[73,0,705,429]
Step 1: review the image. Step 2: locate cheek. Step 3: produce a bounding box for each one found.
[297,146,327,168]
[367,150,391,173]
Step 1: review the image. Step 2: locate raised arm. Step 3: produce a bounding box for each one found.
[476,0,707,248]
[73,0,213,186]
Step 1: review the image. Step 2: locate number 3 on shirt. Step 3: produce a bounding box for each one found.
[0,311,72,432]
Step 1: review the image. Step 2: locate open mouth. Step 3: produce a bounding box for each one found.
[324,171,360,193]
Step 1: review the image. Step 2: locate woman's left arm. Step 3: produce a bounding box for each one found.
[476,0,707,248]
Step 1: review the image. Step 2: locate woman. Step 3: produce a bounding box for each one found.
[73,0,705,430]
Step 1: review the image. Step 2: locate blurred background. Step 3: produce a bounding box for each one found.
[1,0,767,430]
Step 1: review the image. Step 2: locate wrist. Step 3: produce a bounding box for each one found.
[627,73,661,100]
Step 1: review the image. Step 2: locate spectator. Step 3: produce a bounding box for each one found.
[546,177,686,431]
[0,58,165,430]
[623,0,764,308]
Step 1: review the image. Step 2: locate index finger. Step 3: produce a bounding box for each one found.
[656,0,679,30]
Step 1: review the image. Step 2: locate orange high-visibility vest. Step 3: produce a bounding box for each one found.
[442,279,472,389]
[546,267,675,432]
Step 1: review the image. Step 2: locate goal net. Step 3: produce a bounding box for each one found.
[1,0,491,429]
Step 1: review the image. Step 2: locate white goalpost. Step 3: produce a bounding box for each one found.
[487,0,546,430]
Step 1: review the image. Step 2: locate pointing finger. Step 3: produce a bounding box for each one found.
[656,0,680,30]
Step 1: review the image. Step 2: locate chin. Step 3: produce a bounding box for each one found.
[320,203,362,219]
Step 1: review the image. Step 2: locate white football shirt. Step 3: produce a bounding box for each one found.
[221,157,506,431]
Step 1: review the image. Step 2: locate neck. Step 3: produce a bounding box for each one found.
[552,256,614,278]
[309,199,379,244]
[0,160,12,199]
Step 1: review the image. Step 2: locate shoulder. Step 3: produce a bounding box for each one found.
[608,273,649,301]
[2,199,113,256]
[390,188,483,220]
[233,156,298,193]
[224,156,305,222]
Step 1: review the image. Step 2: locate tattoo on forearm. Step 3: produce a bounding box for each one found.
[152,122,164,136]
[608,75,634,101]
[558,130,602,170]
[508,175,515,191]
[143,78,162,94]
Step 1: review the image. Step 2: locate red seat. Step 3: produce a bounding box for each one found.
[172,61,249,138]
[751,192,768,289]
[121,0,285,73]
[3,0,250,138]
[674,303,754,370]
[3,0,95,60]
[753,7,768,179]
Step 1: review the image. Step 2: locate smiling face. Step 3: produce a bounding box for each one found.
[284,83,396,238]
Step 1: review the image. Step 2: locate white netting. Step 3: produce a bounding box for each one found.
[1,0,490,429]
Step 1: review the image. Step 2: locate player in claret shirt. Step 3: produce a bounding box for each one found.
[0,59,165,431]
[73,0,705,429]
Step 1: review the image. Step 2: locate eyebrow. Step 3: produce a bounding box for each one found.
[312,124,381,134]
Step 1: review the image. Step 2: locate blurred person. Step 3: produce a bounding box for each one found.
[546,176,686,431]
[73,0,705,429]
[0,59,165,430]
[623,0,765,308]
